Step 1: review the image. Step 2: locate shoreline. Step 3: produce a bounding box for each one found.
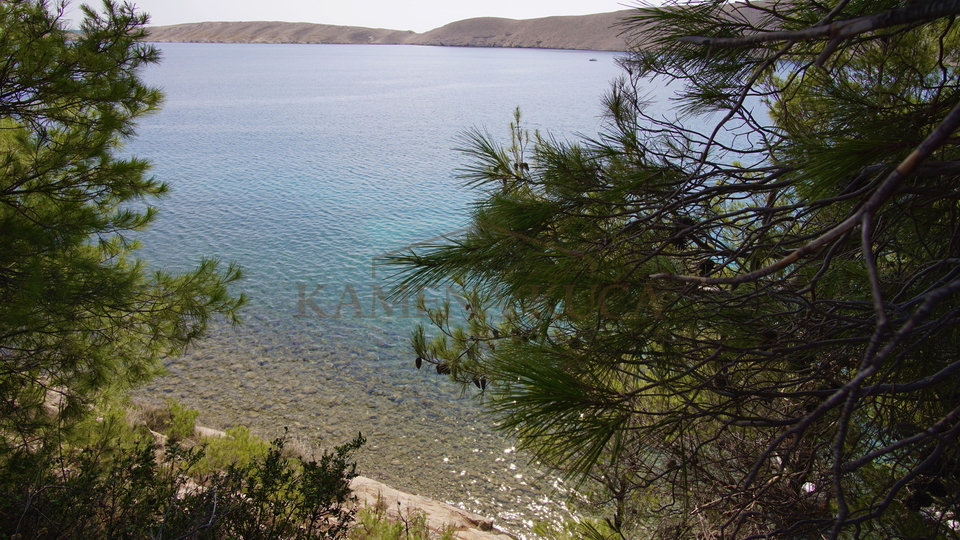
[161,423,517,539]
[129,317,574,538]
[145,10,635,52]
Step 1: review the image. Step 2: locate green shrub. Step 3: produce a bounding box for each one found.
[0,425,365,540]
[532,519,625,540]
[167,400,200,441]
[197,424,271,473]
[349,505,456,540]
[131,399,200,442]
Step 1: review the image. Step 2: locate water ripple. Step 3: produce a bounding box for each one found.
[128,43,627,536]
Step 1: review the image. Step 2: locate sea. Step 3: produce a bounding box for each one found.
[126,42,636,536]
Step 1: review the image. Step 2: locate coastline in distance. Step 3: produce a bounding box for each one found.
[145,10,636,52]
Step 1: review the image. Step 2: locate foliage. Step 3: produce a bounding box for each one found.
[0,3,370,539]
[0,0,245,450]
[132,400,271,472]
[532,518,626,540]
[132,399,202,439]
[0,412,365,540]
[198,424,272,473]
[390,0,960,538]
[349,505,456,540]
[161,399,202,441]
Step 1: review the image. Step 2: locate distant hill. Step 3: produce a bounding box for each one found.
[145,10,635,52]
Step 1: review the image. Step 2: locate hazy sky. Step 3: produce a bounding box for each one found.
[74,0,638,33]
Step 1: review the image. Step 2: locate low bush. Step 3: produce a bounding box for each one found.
[0,403,364,540]
[197,424,271,473]
[349,505,456,540]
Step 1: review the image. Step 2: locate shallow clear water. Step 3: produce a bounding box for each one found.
[127,42,626,535]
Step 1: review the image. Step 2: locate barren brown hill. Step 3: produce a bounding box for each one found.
[146,10,634,51]
[145,21,417,44]
[411,11,629,51]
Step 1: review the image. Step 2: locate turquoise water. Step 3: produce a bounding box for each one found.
[127,43,625,535]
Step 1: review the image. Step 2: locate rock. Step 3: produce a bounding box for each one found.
[349,476,515,539]
[170,424,517,538]
[195,426,227,438]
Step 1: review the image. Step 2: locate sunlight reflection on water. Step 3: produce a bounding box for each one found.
[128,42,630,536]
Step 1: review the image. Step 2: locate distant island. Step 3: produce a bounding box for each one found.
[146,10,635,52]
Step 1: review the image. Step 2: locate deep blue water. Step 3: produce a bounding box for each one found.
[127,43,629,534]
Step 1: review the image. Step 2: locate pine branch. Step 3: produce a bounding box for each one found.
[650,101,960,286]
[677,0,960,48]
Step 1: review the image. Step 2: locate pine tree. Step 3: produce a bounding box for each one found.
[0,0,244,449]
[391,1,960,537]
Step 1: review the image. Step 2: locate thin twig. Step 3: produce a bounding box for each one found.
[651,102,960,285]
[678,0,960,47]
